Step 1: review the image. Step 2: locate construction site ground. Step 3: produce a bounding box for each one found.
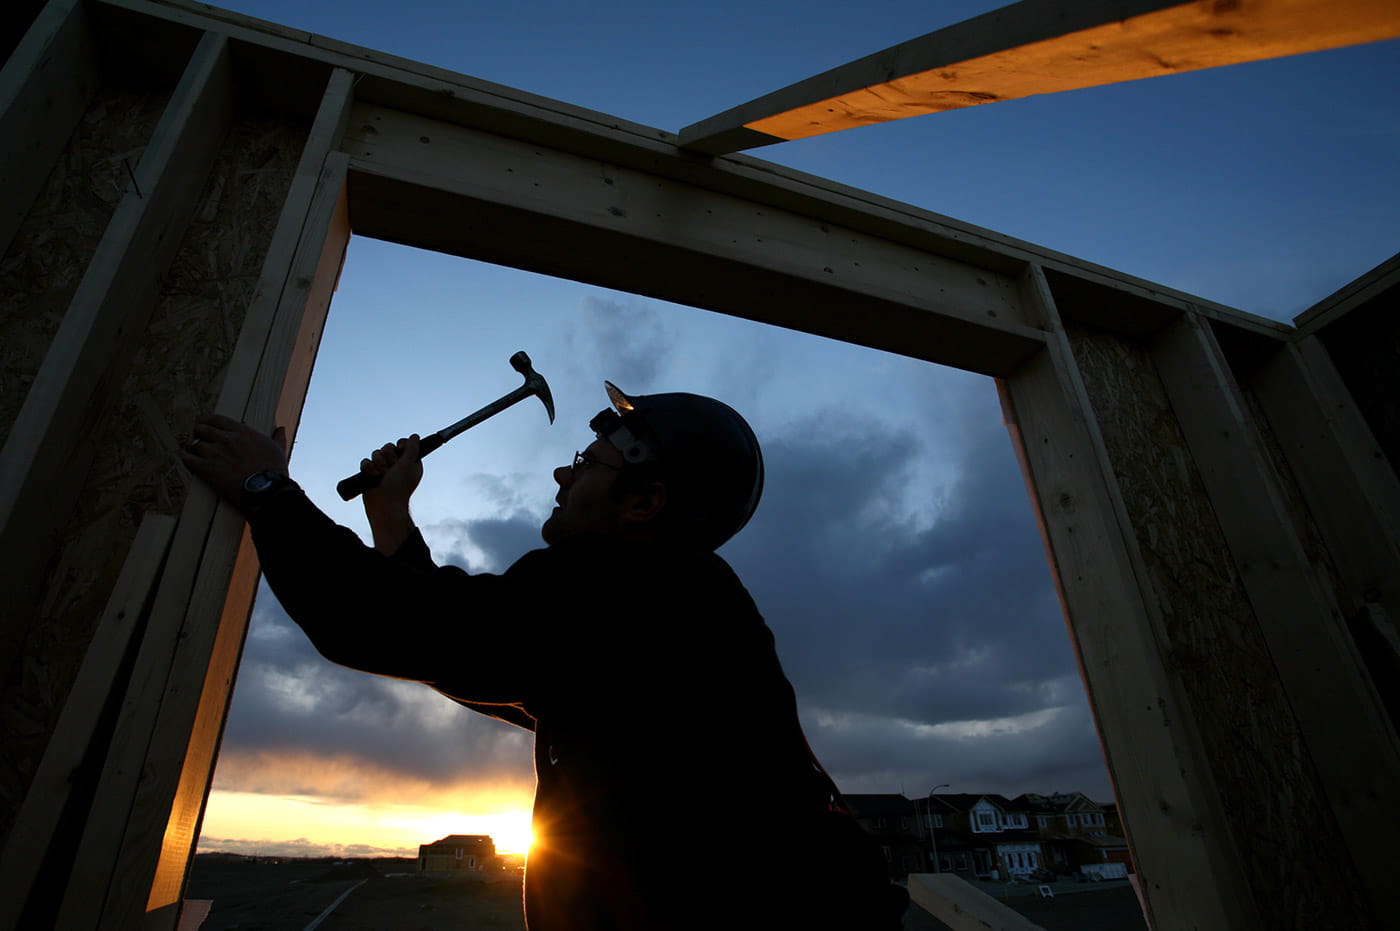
[185,857,1148,930]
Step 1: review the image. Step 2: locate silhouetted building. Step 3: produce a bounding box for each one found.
[844,794,927,877]
[1018,792,1131,878]
[417,834,496,874]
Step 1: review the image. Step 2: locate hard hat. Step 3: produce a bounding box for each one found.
[589,381,763,550]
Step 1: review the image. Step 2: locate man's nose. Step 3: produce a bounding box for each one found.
[553,464,572,486]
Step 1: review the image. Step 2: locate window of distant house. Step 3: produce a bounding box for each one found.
[454,848,463,859]
[932,814,943,828]
[900,817,912,830]
[881,846,892,861]
[873,816,887,829]
[977,812,995,830]
[1037,815,1047,828]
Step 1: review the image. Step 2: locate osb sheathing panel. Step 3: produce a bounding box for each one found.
[1065,324,1371,927]
[0,84,171,443]
[0,111,303,841]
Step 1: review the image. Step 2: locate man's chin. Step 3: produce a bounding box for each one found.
[540,512,562,545]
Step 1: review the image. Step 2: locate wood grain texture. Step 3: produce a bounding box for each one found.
[0,513,175,931]
[681,0,1400,152]
[0,110,301,866]
[0,0,101,260]
[0,83,171,843]
[0,28,231,642]
[342,104,1040,376]
[139,161,351,931]
[1003,267,1251,929]
[0,83,169,442]
[59,78,351,930]
[1151,313,1396,923]
[1066,322,1372,927]
[908,873,1046,930]
[0,35,242,869]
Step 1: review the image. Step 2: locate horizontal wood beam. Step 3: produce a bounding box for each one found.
[342,104,1046,377]
[1293,252,1400,336]
[95,0,1296,345]
[678,0,1400,154]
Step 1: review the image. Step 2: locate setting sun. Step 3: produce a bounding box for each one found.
[406,810,534,855]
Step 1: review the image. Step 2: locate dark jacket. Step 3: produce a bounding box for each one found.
[249,489,906,929]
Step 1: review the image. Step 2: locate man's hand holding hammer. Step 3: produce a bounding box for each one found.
[358,435,423,556]
[183,351,550,562]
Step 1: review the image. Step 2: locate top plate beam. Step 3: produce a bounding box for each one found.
[678,0,1400,155]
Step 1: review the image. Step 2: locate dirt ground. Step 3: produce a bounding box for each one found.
[185,857,1147,930]
[904,885,1148,931]
[187,858,527,931]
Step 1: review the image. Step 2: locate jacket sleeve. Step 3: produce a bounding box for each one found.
[387,526,437,573]
[247,487,562,706]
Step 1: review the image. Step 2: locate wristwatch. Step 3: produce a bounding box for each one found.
[240,470,296,514]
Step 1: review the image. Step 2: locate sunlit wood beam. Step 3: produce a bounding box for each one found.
[678,0,1400,154]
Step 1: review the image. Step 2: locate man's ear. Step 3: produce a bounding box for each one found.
[620,481,668,526]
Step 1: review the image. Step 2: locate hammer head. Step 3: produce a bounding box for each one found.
[510,351,555,423]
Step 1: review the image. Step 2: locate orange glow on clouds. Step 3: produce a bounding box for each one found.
[200,750,535,856]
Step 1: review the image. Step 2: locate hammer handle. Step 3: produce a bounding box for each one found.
[335,433,445,501]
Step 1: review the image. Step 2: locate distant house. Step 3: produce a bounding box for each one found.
[915,795,973,874]
[1018,792,1131,877]
[864,790,1131,882]
[928,794,1044,879]
[844,794,927,877]
[417,835,497,874]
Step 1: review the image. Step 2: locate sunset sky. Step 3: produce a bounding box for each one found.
[191,0,1400,858]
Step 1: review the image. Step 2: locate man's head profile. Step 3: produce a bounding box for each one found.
[541,381,763,551]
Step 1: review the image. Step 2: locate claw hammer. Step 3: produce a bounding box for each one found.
[336,350,555,501]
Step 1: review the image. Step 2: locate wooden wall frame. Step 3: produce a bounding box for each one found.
[1,1,1396,928]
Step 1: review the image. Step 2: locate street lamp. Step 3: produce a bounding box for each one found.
[926,784,950,872]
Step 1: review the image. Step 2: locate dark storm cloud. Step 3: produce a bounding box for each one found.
[572,296,673,388]
[720,400,1104,796]
[729,410,1072,722]
[224,391,1108,802]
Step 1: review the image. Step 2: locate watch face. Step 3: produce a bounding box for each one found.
[244,471,277,493]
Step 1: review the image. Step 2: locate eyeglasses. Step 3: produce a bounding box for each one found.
[572,450,622,473]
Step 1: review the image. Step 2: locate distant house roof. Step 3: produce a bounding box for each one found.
[929,793,1023,813]
[419,834,495,853]
[1015,792,1104,813]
